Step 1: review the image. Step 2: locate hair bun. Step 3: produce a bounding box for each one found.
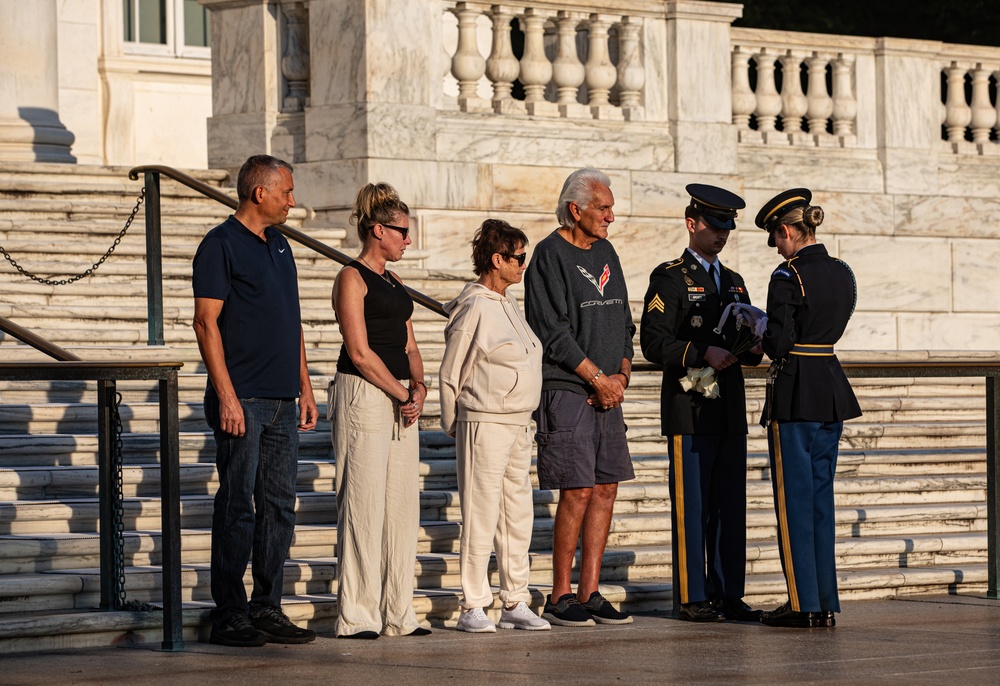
[803,205,824,230]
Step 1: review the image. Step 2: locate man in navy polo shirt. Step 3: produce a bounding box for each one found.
[193,154,318,647]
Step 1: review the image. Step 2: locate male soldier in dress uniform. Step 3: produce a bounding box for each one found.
[640,184,763,622]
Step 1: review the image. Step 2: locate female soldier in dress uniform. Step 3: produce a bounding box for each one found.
[754,189,862,628]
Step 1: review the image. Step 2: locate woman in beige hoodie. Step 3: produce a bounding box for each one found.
[439,219,548,633]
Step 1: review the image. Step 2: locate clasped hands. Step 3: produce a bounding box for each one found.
[398,383,426,427]
[586,372,627,411]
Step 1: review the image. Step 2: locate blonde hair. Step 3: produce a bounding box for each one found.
[778,204,824,238]
[350,182,410,243]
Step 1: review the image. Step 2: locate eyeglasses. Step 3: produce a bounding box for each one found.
[380,223,409,240]
[501,252,527,266]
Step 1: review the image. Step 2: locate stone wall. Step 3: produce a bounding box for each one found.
[0,1,211,167]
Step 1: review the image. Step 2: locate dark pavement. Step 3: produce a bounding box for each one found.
[3,595,1000,685]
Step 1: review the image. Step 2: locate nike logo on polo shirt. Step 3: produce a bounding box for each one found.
[279,247,286,253]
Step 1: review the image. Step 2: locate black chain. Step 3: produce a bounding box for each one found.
[0,188,145,286]
[110,391,162,612]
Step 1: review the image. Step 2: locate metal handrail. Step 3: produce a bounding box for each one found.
[0,360,185,651]
[637,357,1000,599]
[127,165,448,342]
[0,314,81,361]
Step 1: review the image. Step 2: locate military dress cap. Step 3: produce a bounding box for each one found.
[686,184,746,231]
[755,188,812,247]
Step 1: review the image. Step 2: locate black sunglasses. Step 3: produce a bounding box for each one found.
[380,223,409,240]
[501,252,527,266]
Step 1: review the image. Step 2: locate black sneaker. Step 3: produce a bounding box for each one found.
[249,606,316,644]
[581,592,634,625]
[542,593,596,627]
[209,614,268,647]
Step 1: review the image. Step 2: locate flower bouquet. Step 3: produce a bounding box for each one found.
[681,303,768,399]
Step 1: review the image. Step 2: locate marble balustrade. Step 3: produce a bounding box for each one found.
[440,1,648,121]
[730,28,863,148]
[939,42,1000,155]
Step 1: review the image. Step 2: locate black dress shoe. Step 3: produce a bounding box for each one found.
[759,602,813,628]
[813,611,836,628]
[677,601,726,622]
[713,598,764,622]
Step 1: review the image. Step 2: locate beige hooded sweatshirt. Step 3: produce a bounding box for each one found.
[439,282,543,435]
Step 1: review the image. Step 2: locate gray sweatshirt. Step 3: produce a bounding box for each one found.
[524,229,635,395]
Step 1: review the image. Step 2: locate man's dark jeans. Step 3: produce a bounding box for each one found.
[205,396,299,626]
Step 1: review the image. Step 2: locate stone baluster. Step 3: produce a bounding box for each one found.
[616,16,645,121]
[943,62,972,144]
[779,51,808,138]
[280,3,310,113]
[584,14,621,119]
[519,8,557,116]
[806,54,833,139]
[451,3,488,111]
[831,53,857,141]
[753,49,782,135]
[552,11,587,117]
[731,45,756,134]
[968,63,996,145]
[486,5,521,113]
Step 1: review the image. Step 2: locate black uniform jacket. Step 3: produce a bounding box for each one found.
[641,250,763,436]
[761,243,862,424]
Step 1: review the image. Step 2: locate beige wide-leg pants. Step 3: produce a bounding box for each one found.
[330,373,420,636]
[456,421,534,610]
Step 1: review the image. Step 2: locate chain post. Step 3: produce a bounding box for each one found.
[144,172,164,346]
[113,391,128,609]
[97,379,118,611]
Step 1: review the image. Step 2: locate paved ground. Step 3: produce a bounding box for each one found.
[4,595,1000,685]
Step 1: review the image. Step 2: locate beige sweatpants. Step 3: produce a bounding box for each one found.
[456,420,534,610]
[330,373,420,636]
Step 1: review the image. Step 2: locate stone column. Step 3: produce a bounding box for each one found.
[296,0,439,226]
[0,0,75,162]
[201,0,282,173]
[664,0,742,174]
[874,38,943,194]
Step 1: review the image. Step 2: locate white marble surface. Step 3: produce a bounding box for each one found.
[668,121,738,174]
[881,148,940,196]
[840,236,951,313]
[56,1,101,164]
[738,148,885,193]
[952,240,1000,313]
[668,13,734,123]
[631,170,743,218]
[895,194,1000,239]
[898,313,1000,350]
[209,1,277,116]
[875,42,942,149]
[435,114,673,170]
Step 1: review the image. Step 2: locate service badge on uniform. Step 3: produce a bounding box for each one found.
[691,315,703,328]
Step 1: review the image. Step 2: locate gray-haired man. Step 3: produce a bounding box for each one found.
[524,168,636,626]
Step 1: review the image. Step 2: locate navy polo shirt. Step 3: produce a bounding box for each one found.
[193,216,302,399]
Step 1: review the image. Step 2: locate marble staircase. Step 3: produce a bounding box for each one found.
[0,164,991,652]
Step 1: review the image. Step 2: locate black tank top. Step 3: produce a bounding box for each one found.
[336,260,414,379]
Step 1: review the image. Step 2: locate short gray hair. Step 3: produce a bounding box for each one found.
[555,167,612,229]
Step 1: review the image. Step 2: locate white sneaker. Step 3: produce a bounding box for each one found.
[456,608,496,633]
[498,602,551,631]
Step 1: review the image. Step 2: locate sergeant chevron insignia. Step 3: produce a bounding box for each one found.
[647,293,665,313]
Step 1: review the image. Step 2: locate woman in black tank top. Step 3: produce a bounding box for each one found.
[329,183,430,638]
